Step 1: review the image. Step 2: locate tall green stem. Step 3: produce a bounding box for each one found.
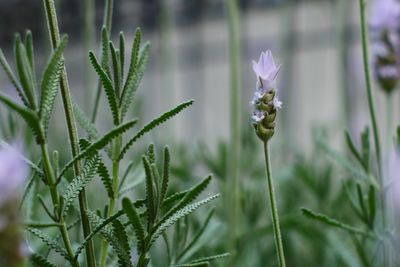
[42,1,96,266]
[99,135,121,267]
[40,143,79,267]
[227,0,241,263]
[359,0,389,265]
[358,0,383,180]
[263,141,286,267]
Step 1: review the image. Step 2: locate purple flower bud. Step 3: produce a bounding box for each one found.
[251,50,281,141]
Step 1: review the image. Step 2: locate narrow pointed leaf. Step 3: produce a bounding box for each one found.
[58,119,137,179]
[119,100,193,160]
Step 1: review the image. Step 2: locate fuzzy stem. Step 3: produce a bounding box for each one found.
[99,135,121,267]
[91,0,114,123]
[83,0,96,109]
[358,0,383,182]
[227,0,242,262]
[40,143,78,267]
[263,141,286,267]
[358,0,388,265]
[42,1,96,266]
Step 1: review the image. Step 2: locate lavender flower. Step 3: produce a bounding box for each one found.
[370,0,400,93]
[0,146,28,206]
[251,50,282,141]
[0,144,28,267]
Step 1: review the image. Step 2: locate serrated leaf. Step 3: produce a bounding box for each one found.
[119,100,193,160]
[109,41,121,97]
[0,48,28,106]
[159,176,212,228]
[111,219,133,267]
[30,253,57,267]
[74,210,124,259]
[100,26,110,74]
[62,154,100,216]
[119,32,125,81]
[120,38,149,119]
[361,127,370,171]
[98,159,114,198]
[160,146,170,203]
[150,194,219,244]
[301,208,376,238]
[58,119,137,179]
[26,227,70,260]
[39,35,68,138]
[14,34,37,108]
[188,253,230,265]
[177,209,215,262]
[0,92,42,143]
[89,50,119,125]
[24,31,35,71]
[73,101,99,140]
[122,197,146,251]
[143,156,156,230]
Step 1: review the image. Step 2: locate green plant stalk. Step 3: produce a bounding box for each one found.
[358,0,383,182]
[227,0,241,261]
[99,134,121,267]
[358,0,389,265]
[84,0,96,109]
[42,1,96,266]
[91,0,114,123]
[40,143,79,267]
[263,141,286,267]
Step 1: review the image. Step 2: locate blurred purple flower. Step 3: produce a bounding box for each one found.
[370,0,400,93]
[0,145,28,206]
[370,0,400,32]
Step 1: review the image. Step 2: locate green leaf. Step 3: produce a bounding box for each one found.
[120,37,149,119]
[111,219,133,267]
[367,185,376,228]
[177,209,215,262]
[26,227,70,260]
[361,127,370,172]
[174,263,209,267]
[0,48,28,106]
[89,50,119,125]
[62,153,100,216]
[30,253,57,267]
[0,92,42,143]
[73,101,99,140]
[119,100,193,160]
[143,156,157,230]
[147,143,156,163]
[39,35,68,138]
[160,146,170,203]
[159,176,212,227]
[98,159,114,198]
[150,194,219,244]
[345,131,363,169]
[301,208,376,238]
[14,34,36,108]
[24,30,35,68]
[74,210,124,259]
[119,32,125,81]
[189,253,230,264]
[100,26,110,75]
[58,119,137,179]
[122,197,146,251]
[109,41,121,97]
